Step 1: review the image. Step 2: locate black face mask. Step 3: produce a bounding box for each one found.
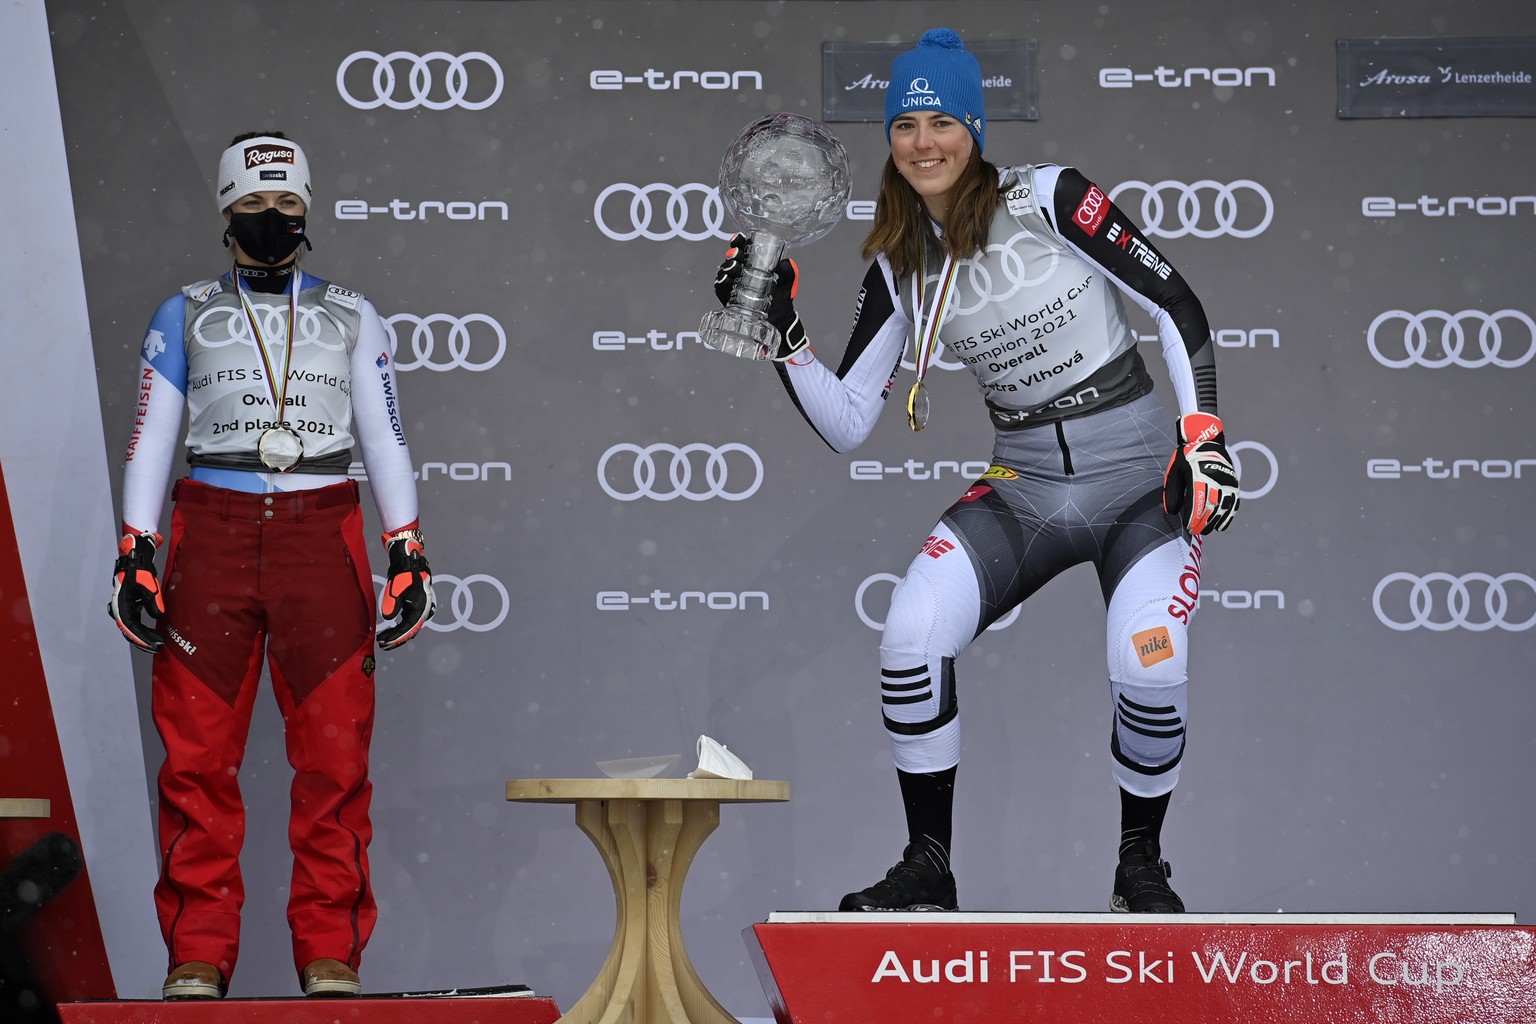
[224,207,309,266]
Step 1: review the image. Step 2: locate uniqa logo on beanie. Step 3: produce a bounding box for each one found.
[884,27,987,150]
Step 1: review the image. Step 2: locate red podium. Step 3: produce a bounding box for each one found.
[57,989,561,1024]
[746,912,1536,1024]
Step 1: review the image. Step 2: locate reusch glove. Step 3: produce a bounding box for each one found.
[377,528,434,650]
[713,233,809,361]
[109,529,166,652]
[1163,412,1241,536]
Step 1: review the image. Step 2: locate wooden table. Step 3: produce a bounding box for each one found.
[506,778,789,1024]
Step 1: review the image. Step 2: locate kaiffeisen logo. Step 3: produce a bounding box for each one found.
[590,68,762,90]
[1099,66,1277,88]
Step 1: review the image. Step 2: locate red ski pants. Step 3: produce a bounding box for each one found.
[150,479,378,980]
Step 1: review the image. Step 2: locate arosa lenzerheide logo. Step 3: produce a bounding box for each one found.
[384,313,507,372]
[337,51,503,110]
[372,573,510,632]
[594,183,729,242]
[598,442,764,501]
[1367,309,1536,369]
[1108,180,1273,239]
[1373,572,1536,632]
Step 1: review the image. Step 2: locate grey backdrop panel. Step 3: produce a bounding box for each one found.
[50,0,1536,1015]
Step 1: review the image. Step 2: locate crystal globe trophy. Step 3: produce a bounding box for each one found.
[700,112,852,360]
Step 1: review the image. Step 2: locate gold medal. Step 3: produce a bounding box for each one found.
[906,380,930,432]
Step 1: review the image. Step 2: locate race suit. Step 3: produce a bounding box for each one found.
[121,267,418,979]
[778,164,1219,796]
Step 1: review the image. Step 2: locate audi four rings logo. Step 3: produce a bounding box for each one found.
[598,443,764,501]
[371,573,510,632]
[337,51,504,110]
[1228,441,1279,500]
[384,313,507,371]
[1366,309,1536,368]
[594,183,730,241]
[1108,180,1274,238]
[1373,572,1536,632]
[192,305,340,349]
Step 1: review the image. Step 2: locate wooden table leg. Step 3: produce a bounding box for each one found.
[556,797,738,1024]
[666,801,737,1024]
[561,798,648,1024]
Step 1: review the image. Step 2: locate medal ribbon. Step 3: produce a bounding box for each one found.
[911,252,959,389]
[234,267,301,426]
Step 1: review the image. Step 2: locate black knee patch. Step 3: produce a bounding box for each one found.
[881,657,957,736]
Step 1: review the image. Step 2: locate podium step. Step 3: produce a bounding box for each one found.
[58,987,561,1024]
[745,912,1536,1024]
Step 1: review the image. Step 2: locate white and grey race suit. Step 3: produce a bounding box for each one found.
[778,164,1223,795]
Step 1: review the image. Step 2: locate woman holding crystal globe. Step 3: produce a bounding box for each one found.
[711,28,1239,912]
[107,131,436,998]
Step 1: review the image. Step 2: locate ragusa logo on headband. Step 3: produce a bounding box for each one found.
[244,144,296,168]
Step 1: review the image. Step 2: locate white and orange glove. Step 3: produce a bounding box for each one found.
[109,528,166,652]
[1162,412,1241,536]
[377,528,434,650]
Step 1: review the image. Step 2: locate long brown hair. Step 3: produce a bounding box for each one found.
[861,147,1000,279]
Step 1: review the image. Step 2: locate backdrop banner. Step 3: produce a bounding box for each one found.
[822,38,1039,122]
[1337,36,1536,117]
[25,0,1536,1016]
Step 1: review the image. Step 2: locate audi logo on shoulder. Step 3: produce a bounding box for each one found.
[1373,572,1536,632]
[1366,309,1536,369]
[598,442,763,501]
[337,51,504,111]
[595,183,729,242]
[1108,179,1274,239]
[384,313,506,371]
[372,573,510,632]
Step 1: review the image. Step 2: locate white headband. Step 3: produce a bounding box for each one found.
[214,135,312,213]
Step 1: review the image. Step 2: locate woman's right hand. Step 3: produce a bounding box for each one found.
[712,234,809,360]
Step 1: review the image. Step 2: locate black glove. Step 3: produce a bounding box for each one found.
[377,529,434,650]
[713,233,810,361]
[1162,412,1241,536]
[108,530,166,652]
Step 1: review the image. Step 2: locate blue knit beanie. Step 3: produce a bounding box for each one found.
[885,28,986,151]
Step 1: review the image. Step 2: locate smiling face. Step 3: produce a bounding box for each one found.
[889,110,976,222]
